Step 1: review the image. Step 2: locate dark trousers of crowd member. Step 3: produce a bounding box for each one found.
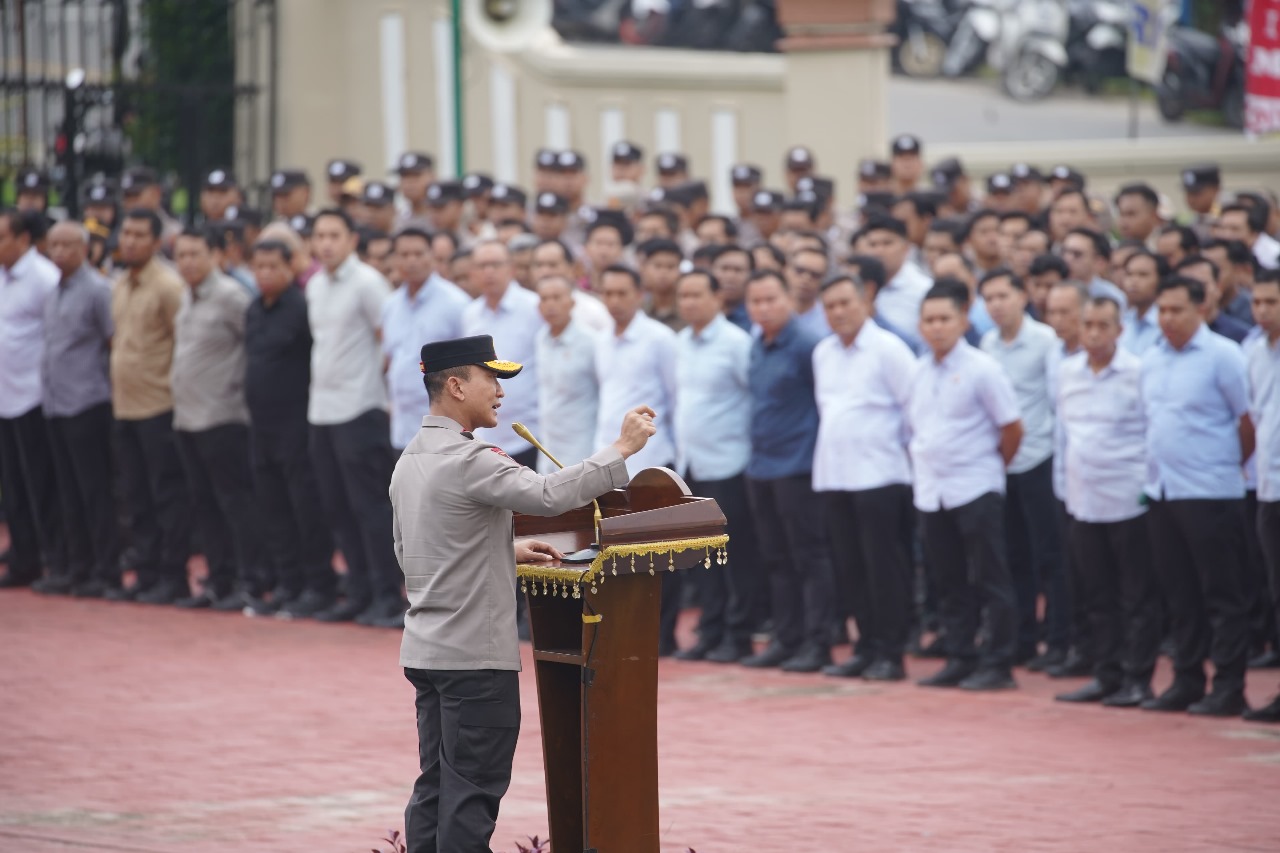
[921,492,1017,669]
[745,474,837,653]
[1070,516,1162,689]
[0,406,63,583]
[175,424,268,597]
[115,412,191,589]
[679,473,760,654]
[1006,458,1070,657]
[1260,501,1280,651]
[824,484,914,664]
[1244,490,1278,654]
[403,668,519,853]
[1146,498,1251,697]
[1057,501,1091,658]
[252,421,336,598]
[46,403,119,587]
[310,408,404,611]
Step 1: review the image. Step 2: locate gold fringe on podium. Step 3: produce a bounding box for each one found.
[517,535,729,597]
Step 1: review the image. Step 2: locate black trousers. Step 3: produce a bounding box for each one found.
[251,420,336,596]
[403,668,520,853]
[0,405,62,580]
[1244,490,1278,651]
[310,409,402,608]
[175,424,268,595]
[1058,500,1091,656]
[921,492,1017,669]
[46,403,118,584]
[1255,501,1280,657]
[1146,498,1251,695]
[114,411,191,587]
[824,484,914,661]
[1069,515,1162,688]
[745,473,837,651]
[1005,458,1070,653]
[683,472,759,650]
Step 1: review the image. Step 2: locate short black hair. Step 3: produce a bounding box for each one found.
[251,238,293,263]
[1157,274,1206,304]
[424,365,472,402]
[961,208,1001,243]
[713,244,755,270]
[600,263,641,289]
[860,214,908,239]
[1052,188,1090,210]
[844,254,887,289]
[752,242,787,269]
[533,237,574,264]
[637,237,682,261]
[1114,182,1159,208]
[1256,268,1280,287]
[392,226,434,249]
[677,267,720,293]
[1220,202,1267,235]
[1065,227,1112,260]
[1175,254,1220,281]
[1200,237,1257,270]
[1028,253,1069,278]
[0,208,30,240]
[924,278,970,312]
[893,192,938,219]
[999,211,1033,228]
[357,227,390,255]
[925,217,965,244]
[1123,248,1170,278]
[1157,224,1200,254]
[124,207,163,238]
[746,268,788,293]
[586,217,630,246]
[978,266,1025,294]
[177,224,224,251]
[638,205,679,237]
[819,273,869,298]
[314,207,355,232]
[1086,294,1123,318]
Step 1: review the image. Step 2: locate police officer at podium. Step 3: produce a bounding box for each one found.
[391,334,655,853]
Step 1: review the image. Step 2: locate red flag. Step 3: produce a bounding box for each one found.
[1247,0,1280,135]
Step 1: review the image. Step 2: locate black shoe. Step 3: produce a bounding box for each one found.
[102,584,138,602]
[72,579,118,599]
[241,594,278,616]
[0,571,38,589]
[674,641,717,662]
[821,652,875,679]
[1026,647,1067,672]
[1243,695,1280,723]
[276,589,336,619]
[1055,679,1120,703]
[741,642,796,669]
[1101,682,1153,708]
[32,575,76,595]
[136,580,188,605]
[704,639,753,664]
[1248,649,1280,669]
[1140,682,1204,712]
[913,635,947,659]
[918,659,976,688]
[314,599,368,623]
[863,659,906,681]
[1187,690,1247,718]
[959,667,1017,691]
[267,585,302,606]
[212,591,254,612]
[1046,649,1093,678]
[781,646,832,673]
[174,591,215,609]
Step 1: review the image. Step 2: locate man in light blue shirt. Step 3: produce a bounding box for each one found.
[1118,249,1166,355]
[1054,296,1162,709]
[381,227,469,450]
[979,268,1068,671]
[532,275,599,473]
[858,215,931,351]
[1140,274,1253,717]
[671,268,759,663]
[461,240,545,467]
[785,246,832,340]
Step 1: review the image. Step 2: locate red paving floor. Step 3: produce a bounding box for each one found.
[2,588,1279,853]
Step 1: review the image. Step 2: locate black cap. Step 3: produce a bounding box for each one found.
[751,189,784,212]
[677,179,709,201]
[555,150,586,173]
[288,214,314,237]
[1010,163,1043,183]
[489,183,528,208]
[730,163,763,186]
[1182,163,1220,190]
[612,140,643,163]
[120,167,159,195]
[986,172,1013,194]
[785,146,815,170]
[931,157,965,188]
[462,173,495,197]
[891,134,922,156]
[534,192,569,215]
[858,158,892,180]
[535,148,558,170]
[84,182,115,205]
[362,181,395,206]
[426,180,464,206]
[655,152,688,176]
[420,334,522,379]
[1049,164,1085,190]
[395,151,434,174]
[16,168,49,193]
[584,207,634,245]
[270,169,310,193]
[795,175,834,203]
[203,168,236,189]
[326,159,361,182]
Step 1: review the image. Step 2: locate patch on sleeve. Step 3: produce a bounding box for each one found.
[489,447,512,460]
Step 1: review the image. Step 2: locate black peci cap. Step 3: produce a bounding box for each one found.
[656,152,688,176]
[420,334,523,379]
[891,134,922,156]
[362,181,395,206]
[327,159,362,182]
[489,183,528,208]
[426,180,465,206]
[462,172,495,197]
[612,140,643,163]
[1182,163,1221,190]
[204,168,236,189]
[859,159,892,180]
[270,169,310,193]
[731,163,763,186]
[987,173,1013,194]
[931,157,966,188]
[396,151,434,174]
[535,192,569,215]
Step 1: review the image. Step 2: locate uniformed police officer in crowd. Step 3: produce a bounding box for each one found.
[391,334,655,853]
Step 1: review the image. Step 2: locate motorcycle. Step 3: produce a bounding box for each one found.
[1002,0,1128,101]
[1156,19,1248,130]
[941,0,1011,78]
[1065,0,1129,93]
[891,0,970,78]
[1000,0,1070,100]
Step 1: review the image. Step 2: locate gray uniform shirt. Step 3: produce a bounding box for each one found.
[41,263,114,418]
[391,415,630,671]
[171,271,252,432]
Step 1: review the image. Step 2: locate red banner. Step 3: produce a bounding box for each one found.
[1247,0,1280,135]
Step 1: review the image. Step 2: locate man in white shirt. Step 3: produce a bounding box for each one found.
[1054,296,1162,708]
[1217,203,1280,270]
[672,268,758,663]
[529,238,611,332]
[461,240,545,467]
[533,275,598,473]
[909,280,1024,691]
[979,268,1070,673]
[306,208,404,626]
[858,214,931,351]
[812,274,917,681]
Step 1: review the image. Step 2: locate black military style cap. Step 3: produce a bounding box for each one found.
[555,150,586,173]
[656,152,688,176]
[327,158,362,182]
[420,335,523,379]
[751,189,784,212]
[426,180,465,206]
[987,173,1013,194]
[535,148,558,170]
[584,207,634,246]
[362,181,395,206]
[271,169,310,193]
[891,134,922,156]
[859,159,892,180]
[785,145,815,170]
[1049,164,1085,190]
[396,151,434,174]
[1182,163,1221,190]
[1010,163,1043,183]
[204,168,236,189]
[731,163,763,186]
[84,182,116,205]
[288,213,314,237]
[16,168,50,193]
[535,192,569,215]
[462,173,495,197]
[120,167,159,195]
[931,157,966,188]
[612,140,643,163]
[795,175,834,203]
[490,183,528,208]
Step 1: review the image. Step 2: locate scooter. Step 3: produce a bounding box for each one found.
[1002,0,1127,101]
[1000,0,1071,100]
[1156,18,1248,130]
[892,0,970,78]
[1065,0,1129,93]
[941,0,1011,77]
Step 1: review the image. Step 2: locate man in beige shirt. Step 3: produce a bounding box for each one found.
[391,334,655,853]
[108,209,192,604]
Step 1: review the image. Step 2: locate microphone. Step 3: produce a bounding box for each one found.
[513,422,603,544]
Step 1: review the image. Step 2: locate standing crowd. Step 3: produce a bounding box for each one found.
[1,135,1278,722]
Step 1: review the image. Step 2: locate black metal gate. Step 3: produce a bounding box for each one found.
[0,0,276,219]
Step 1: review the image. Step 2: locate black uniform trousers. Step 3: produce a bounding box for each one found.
[1069,515,1162,689]
[46,402,118,584]
[824,484,915,662]
[682,472,759,651]
[921,492,1017,670]
[1146,498,1251,696]
[309,408,403,608]
[1005,458,1070,655]
[175,423,268,595]
[403,668,520,853]
[114,411,191,588]
[745,473,837,652]
[251,420,336,597]
[0,405,62,581]
[1058,500,1092,657]
[1259,500,1280,647]
[1244,490,1278,652]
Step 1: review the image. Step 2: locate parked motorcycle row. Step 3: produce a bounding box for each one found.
[892,0,1250,128]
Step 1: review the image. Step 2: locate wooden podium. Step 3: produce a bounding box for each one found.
[514,468,728,853]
